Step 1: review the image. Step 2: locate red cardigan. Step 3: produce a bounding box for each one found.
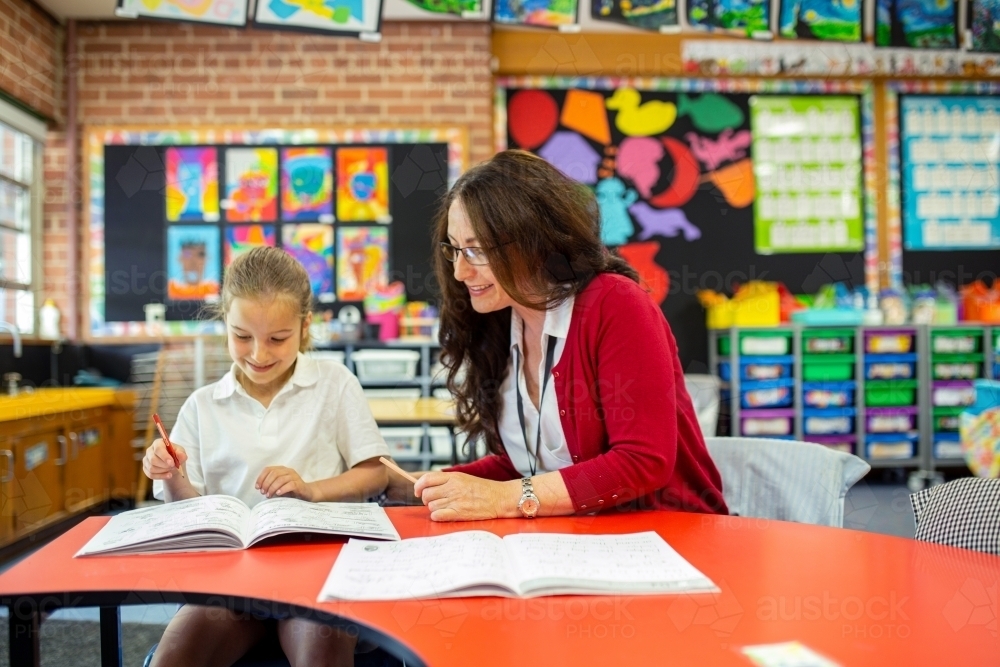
[446,273,728,516]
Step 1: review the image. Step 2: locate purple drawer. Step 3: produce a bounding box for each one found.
[740,409,794,437]
[866,407,918,433]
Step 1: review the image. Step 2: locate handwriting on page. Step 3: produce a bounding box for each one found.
[248,499,397,541]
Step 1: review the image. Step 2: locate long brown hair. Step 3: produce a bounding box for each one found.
[434,150,638,455]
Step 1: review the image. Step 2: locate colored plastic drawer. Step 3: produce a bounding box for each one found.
[718,361,732,382]
[803,408,855,435]
[932,432,963,460]
[802,381,855,408]
[864,330,915,354]
[931,330,982,355]
[718,336,731,356]
[931,354,982,380]
[801,328,855,354]
[740,409,794,437]
[932,381,976,407]
[739,332,792,356]
[805,434,856,455]
[739,355,794,381]
[933,406,963,432]
[864,354,917,381]
[865,407,918,433]
[865,432,918,460]
[802,354,855,381]
[864,380,918,407]
[740,379,794,409]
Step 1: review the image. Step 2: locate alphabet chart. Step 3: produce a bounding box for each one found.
[750,95,865,254]
[900,95,1000,250]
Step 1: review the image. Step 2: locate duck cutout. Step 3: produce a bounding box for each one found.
[606,88,678,137]
[595,177,638,247]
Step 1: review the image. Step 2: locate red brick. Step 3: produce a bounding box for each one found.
[214,43,253,53]
[169,105,209,116]
[430,104,466,115]
[128,43,168,53]
[281,88,318,99]
[237,89,275,100]
[258,105,295,116]
[367,89,404,100]
[125,105,165,116]
[345,104,381,115]
[386,105,424,115]
[212,105,251,116]
[300,105,341,116]
[83,42,122,53]
[193,89,232,101]
[105,89,141,100]
[81,104,124,116]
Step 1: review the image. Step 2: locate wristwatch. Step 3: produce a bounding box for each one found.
[517,477,540,519]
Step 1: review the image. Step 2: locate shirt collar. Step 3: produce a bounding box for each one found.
[213,352,317,401]
[509,295,575,353]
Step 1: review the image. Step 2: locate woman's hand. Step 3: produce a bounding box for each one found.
[142,438,188,481]
[414,472,517,521]
[256,466,315,501]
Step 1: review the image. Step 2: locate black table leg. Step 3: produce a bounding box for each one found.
[10,603,40,667]
[100,606,123,667]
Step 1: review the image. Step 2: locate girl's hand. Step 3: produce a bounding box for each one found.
[142,438,188,481]
[256,466,315,501]
[414,472,514,521]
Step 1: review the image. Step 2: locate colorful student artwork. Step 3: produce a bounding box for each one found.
[875,0,957,48]
[900,95,1000,250]
[253,0,382,34]
[116,0,248,26]
[591,0,680,31]
[336,148,390,222]
[778,0,862,42]
[750,95,864,254]
[686,0,771,36]
[166,226,220,301]
[337,226,389,302]
[402,0,483,16]
[224,225,275,266]
[224,148,278,223]
[969,0,1000,52]
[281,148,333,222]
[282,224,334,298]
[165,147,219,222]
[493,0,579,26]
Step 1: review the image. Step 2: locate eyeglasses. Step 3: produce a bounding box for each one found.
[439,241,510,266]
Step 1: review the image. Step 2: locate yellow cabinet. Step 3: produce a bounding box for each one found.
[64,407,110,513]
[11,428,65,534]
[0,443,13,542]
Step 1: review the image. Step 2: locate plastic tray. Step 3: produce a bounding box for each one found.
[804,434,856,454]
[931,355,982,380]
[739,332,792,356]
[379,427,423,456]
[740,379,794,409]
[864,354,917,381]
[802,354,855,381]
[802,381,855,408]
[864,330,915,354]
[865,380,918,407]
[932,431,963,460]
[865,407,918,433]
[803,408,855,435]
[864,432,918,460]
[801,328,855,354]
[351,349,421,382]
[932,381,976,407]
[931,330,981,354]
[739,355,794,381]
[740,409,794,437]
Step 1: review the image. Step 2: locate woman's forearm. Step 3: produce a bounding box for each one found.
[309,458,389,502]
[496,470,576,518]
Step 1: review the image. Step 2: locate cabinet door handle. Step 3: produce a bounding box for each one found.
[69,432,79,460]
[56,436,68,465]
[0,450,12,483]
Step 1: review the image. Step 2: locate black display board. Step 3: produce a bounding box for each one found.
[103,143,449,324]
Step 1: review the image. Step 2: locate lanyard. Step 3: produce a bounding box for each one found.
[514,336,559,477]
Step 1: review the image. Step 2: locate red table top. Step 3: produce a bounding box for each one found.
[1,508,998,666]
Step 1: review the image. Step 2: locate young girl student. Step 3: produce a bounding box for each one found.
[143,246,390,667]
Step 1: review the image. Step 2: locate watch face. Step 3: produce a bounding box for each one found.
[521,497,539,516]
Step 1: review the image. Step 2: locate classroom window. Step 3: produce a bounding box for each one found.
[0,103,43,335]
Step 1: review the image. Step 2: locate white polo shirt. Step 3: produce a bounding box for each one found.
[153,353,389,508]
[500,296,575,476]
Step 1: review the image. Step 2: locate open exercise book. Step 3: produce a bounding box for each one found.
[319,531,717,600]
[76,495,400,556]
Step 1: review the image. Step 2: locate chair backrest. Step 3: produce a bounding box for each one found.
[683,374,720,438]
[911,477,1000,555]
[704,437,871,528]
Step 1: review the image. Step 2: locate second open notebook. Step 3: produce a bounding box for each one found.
[76,495,400,556]
[319,530,718,600]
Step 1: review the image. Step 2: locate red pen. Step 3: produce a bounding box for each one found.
[152,413,185,478]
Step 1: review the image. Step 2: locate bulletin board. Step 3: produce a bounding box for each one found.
[84,127,467,340]
[885,81,1000,289]
[496,77,878,367]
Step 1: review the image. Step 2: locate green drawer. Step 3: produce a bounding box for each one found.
[802,354,855,381]
[931,329,983,355]
[739,330,792,356]
[865,380,918,407]
[718,335,731,356]
[801,328,855,354]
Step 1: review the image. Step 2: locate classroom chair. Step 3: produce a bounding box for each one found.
[683,374,720,438]
[910,477,1000,555]
[704,437,870,528]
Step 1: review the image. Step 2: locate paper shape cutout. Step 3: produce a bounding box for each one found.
[779,0,862,42]
[167,226,220,301]
[970,0,1000,52]
[336,147,389,222]
[561,90,612,145]
[282,224,334,298]
[166,147,219,222]
[281,147,333,222]
[596,177,638,247]
[618,241,669,305]
[337,226,389,301]
[493,0,579,26]
[686,129,752,171]
[648,138,701,209]
[508,90,560,150]
[875,0,957,48]
[538,132,601,185]
[677,94,745,134]
[630,203,702,241]
[225,225,275,267]
[705,158,755,209]
[606,88,677,136]
[225,147,278,222]
[617,137,664,198]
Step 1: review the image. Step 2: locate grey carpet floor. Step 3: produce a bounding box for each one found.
[0,620,165,667]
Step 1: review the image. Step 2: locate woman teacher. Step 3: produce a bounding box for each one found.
[412,150,727,521]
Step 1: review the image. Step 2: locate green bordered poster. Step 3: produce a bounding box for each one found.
[750,96,864,254]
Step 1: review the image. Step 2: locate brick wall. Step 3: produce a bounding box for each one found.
[0,0,61,121]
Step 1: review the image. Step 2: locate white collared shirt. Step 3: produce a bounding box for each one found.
[153,353,389,508]
[500,296,575,476]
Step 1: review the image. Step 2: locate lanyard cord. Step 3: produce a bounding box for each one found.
[514,336,559,477]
